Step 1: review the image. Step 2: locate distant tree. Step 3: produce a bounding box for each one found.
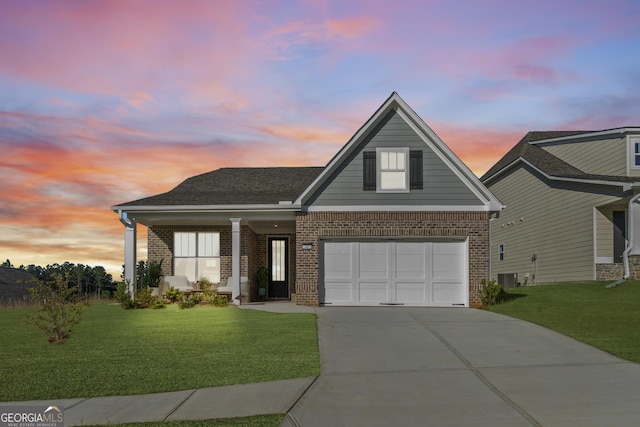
[1,259,13,268]
[92,266,108,299]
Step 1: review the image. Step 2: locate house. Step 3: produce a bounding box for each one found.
[481,128,640,286]
[112,92,503,307]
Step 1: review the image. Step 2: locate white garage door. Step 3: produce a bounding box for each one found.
[322,240,468,307]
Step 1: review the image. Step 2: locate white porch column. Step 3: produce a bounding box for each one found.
[230,218,241,305]
[120,212,137,298]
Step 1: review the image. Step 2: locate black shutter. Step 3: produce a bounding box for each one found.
[363,151,376,191]
[410,150,423,190]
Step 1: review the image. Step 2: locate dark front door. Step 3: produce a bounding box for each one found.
[613,211,626,263]
[268,237,289,299]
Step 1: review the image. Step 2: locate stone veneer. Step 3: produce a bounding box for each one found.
[294,211,491,307]
[596,255,640,281]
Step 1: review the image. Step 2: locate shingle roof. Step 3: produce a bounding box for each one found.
[116,167,325,207]
[481,131,638,184]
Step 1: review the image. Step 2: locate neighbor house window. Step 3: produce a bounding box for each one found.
[377,148,409,192]
[498,244,505,261]
[628,136,640,171]
[174,232,220,283]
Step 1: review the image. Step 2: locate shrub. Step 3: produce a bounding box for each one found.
[134,287,154,309]
[165,286,183,303]
[27,274,86,344]
[212,295,228,307]
[115,282,136,309]
[190,293,204,305]
[480,279,503,306]
[178,298,197,309]
[150,298,166,309]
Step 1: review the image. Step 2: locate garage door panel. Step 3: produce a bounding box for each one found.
[433,242,465,280]
[324,282,353,304]
[324,242,353,279]
[396,243,426,279]
[395,281,426,303]
[359,243,389,279]
[357,281,388,303]
[432,280,466,305]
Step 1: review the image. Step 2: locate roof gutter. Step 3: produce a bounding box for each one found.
[111,203,301,213]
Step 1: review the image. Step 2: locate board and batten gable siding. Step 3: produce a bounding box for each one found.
[488,164,625,284]
[536,135,627,177]
[308,111,482,207]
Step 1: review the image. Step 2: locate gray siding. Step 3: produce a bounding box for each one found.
[488,164,625,284]
[537,136,627,176]
[309,111,482,207]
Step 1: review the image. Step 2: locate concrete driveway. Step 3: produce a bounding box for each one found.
[286,307,640,426]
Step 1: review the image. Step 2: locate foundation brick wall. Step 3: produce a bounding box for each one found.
[295,211,491,307]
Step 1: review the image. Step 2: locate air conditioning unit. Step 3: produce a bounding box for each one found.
[497,273,518,290]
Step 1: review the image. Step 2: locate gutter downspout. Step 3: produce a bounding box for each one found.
[622,192,640,280]
[606,192,639,288]
[118,210,137,300]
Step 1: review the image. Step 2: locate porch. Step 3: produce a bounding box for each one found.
[118,209,300,304]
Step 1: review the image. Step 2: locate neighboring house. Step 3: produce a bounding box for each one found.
[112,93,503,307]
[481,128,640,286]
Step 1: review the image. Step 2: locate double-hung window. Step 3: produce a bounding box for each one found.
[174,232,220,283]
[377,148,409,192]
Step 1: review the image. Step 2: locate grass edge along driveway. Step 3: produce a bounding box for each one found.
[488,280,640,363]
[0,304,320,401]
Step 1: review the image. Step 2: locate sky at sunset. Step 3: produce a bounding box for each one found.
[1,0,639,279]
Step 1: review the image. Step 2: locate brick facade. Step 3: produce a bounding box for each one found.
[146,211,490,306]
[295,211,491,307]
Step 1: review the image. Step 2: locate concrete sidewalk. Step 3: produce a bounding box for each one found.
[1,377,315,426]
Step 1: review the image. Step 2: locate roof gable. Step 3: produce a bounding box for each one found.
[481,130,639,187]
[297,92,503,211]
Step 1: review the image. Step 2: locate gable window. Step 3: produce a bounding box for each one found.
[498,244,505,261]
[363,148,423,192]
[635,141,640,167]
[174,232,220,283]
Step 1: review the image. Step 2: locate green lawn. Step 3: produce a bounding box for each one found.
[0,304,319,401]
[487,280,640,363]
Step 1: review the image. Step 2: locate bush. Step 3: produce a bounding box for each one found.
[165,286,183,303]
[178,298,197,309]
[480,279,503,306]
[150,298,166,309]
[115,282,136,309]
[27,274,86,344]
[212,295,228,307]
[134,287,154,309]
